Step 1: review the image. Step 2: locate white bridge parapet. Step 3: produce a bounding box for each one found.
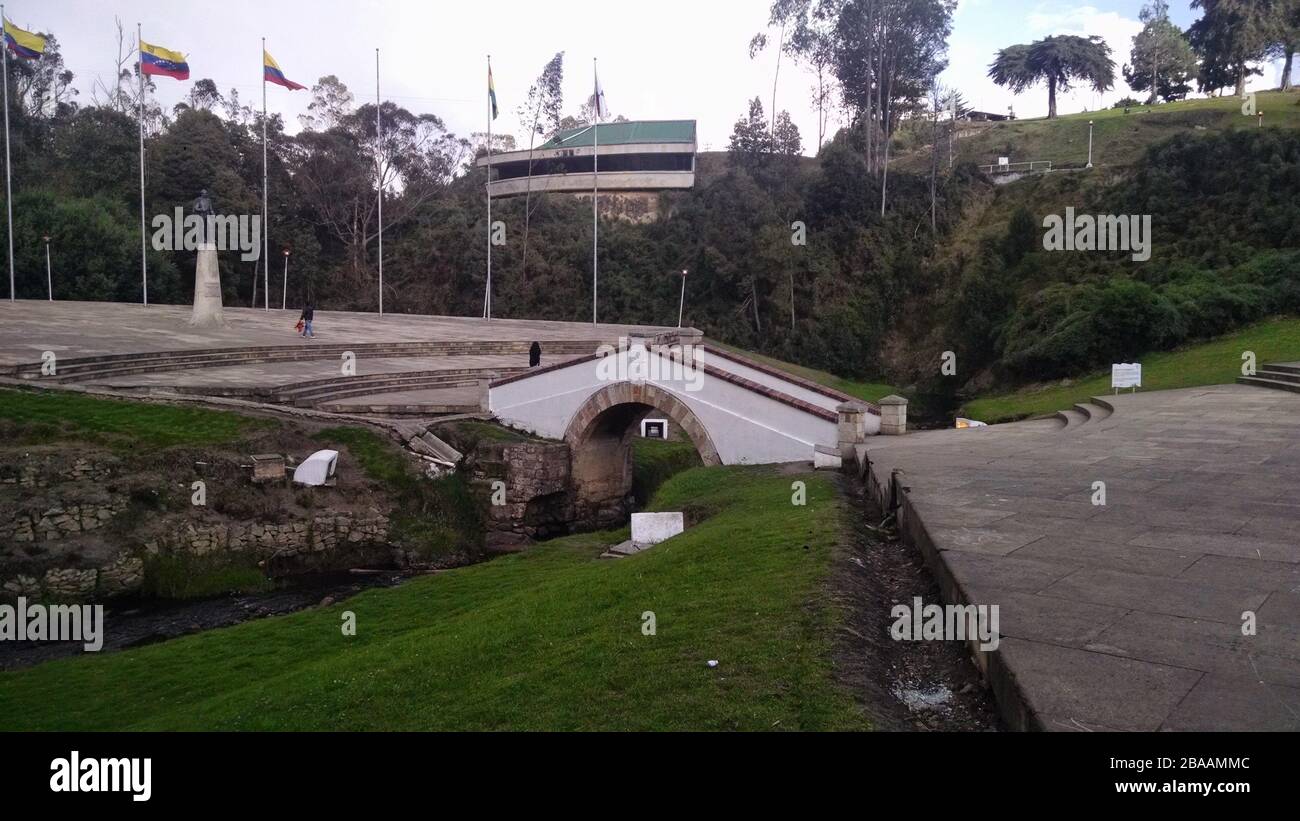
[489,338,880,465]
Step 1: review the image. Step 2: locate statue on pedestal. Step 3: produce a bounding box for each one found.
[188,188,226,328]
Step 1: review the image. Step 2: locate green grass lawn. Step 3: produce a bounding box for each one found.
[0,466,868,731]
[962,317,1300,424]
[706,339,898,404]
[940,90,1300,171]
[0,387,270,450]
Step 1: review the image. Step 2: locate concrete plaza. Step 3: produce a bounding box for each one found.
[862,384,1300,731]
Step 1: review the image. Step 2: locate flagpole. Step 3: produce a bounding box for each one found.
[261,37,269,310]
[591,57,598,327]
[375,48,383,318]
[137,22,148,305]
[485,54,492,322]
[2,4,14,302]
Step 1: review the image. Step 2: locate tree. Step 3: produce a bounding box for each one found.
[299,75,355,132]
[989,35,1116,119]
[517,52,564,282]
[1189,0,1278,97]
[1124,1,1199,103]
[729,97,773,170]
[186,79,222,112]
[1273,0,1300,91]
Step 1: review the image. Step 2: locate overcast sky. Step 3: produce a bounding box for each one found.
[14,0,1293,155]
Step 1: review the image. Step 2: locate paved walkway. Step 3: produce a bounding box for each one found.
[0,300,672,368]
[861,384,1300,731]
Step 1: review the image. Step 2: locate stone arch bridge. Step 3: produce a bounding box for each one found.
[489,333,881,522]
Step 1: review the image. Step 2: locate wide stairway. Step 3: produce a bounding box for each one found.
[12,340,599,383]
[11,339,602,417]
[1238,361,1300,394]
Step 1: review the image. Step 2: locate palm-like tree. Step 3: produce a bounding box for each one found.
[989,35,1117,119]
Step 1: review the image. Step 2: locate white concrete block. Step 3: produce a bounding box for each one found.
[631,512,684,546]
[814,444,843,470]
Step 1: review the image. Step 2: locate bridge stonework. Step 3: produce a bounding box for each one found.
[563,382,722,467]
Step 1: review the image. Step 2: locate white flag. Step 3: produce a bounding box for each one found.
[594,70,609,121]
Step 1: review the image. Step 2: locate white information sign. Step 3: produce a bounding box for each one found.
[1112,363,1142,391]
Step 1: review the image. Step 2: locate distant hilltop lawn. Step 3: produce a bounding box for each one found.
[896,90,1300,173]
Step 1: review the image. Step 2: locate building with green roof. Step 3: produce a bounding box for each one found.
[476,120,697,220]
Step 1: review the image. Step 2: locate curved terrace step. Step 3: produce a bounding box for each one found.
[271,367,526,404]
[1054,408,1089,428]
[14,340,600,382]
[1238,376,1300,394]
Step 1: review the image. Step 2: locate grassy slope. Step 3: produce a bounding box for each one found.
[0,466,868,731]
[962,317,1300,423]
[0,387,270,450]
[897,90,1300,173]
[706,339,898,403]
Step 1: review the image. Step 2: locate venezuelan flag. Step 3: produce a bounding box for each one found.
[264,50,306,91]
[3,18,45,60]
[488,66,498,120]
[140,40,189,81]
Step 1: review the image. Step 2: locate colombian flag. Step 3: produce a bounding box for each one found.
[488,66,498,120]
[264,50,306,91]
[140,40,189,81]
[3,18,45,60]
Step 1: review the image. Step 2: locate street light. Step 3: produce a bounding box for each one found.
[42,234,52,301]
[1087,120,1094,168]
[281,246,291,310]
[677,269,688,329]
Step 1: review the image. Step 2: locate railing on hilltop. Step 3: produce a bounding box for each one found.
[978,160,1053,175]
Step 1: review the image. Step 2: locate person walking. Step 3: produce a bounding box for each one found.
[299,303,315,339]
[529,341,541,368]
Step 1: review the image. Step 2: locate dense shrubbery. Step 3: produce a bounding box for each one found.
[948,129,1300,385]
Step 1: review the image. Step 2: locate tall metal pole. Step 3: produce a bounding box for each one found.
[44,235,51,300]
[485,54,492,321]
[591,58,599,326]
[2,5,13,302]
[137,22,148,305]
[1087,120,1094,168]
[281,249,288,310]
[375,48,383,318]
[261,37,269,310]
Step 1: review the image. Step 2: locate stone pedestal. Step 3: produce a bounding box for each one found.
[879,395,908,436]
[837,401,870,456]
[188,244,225,327]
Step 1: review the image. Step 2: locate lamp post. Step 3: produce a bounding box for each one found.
[281,246,291,310]
[677,269,688,328]
[1087,120,1094,168]
[42,234,52,301]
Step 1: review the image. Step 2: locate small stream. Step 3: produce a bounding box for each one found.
[0,570,406,671]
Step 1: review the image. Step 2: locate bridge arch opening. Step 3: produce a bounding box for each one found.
[563,383,721,528]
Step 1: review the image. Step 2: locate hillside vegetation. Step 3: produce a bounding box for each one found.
[961,317,1300,423]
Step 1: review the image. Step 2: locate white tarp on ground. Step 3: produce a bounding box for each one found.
[293,449,339,486]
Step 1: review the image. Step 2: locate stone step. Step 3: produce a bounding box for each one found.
[1077,400,1114,422]
[314,402,481,415]
[271,367,523,397]
[1253,369,1300,385]
[273,370,513,403]
[1054,408,1089,429]
[1238,376,1300,394]
[1263,362,1300,376]
[18,341,600,380]
[292,379,481,408]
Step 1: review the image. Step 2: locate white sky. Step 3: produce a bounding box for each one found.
[14,0,1294,156]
